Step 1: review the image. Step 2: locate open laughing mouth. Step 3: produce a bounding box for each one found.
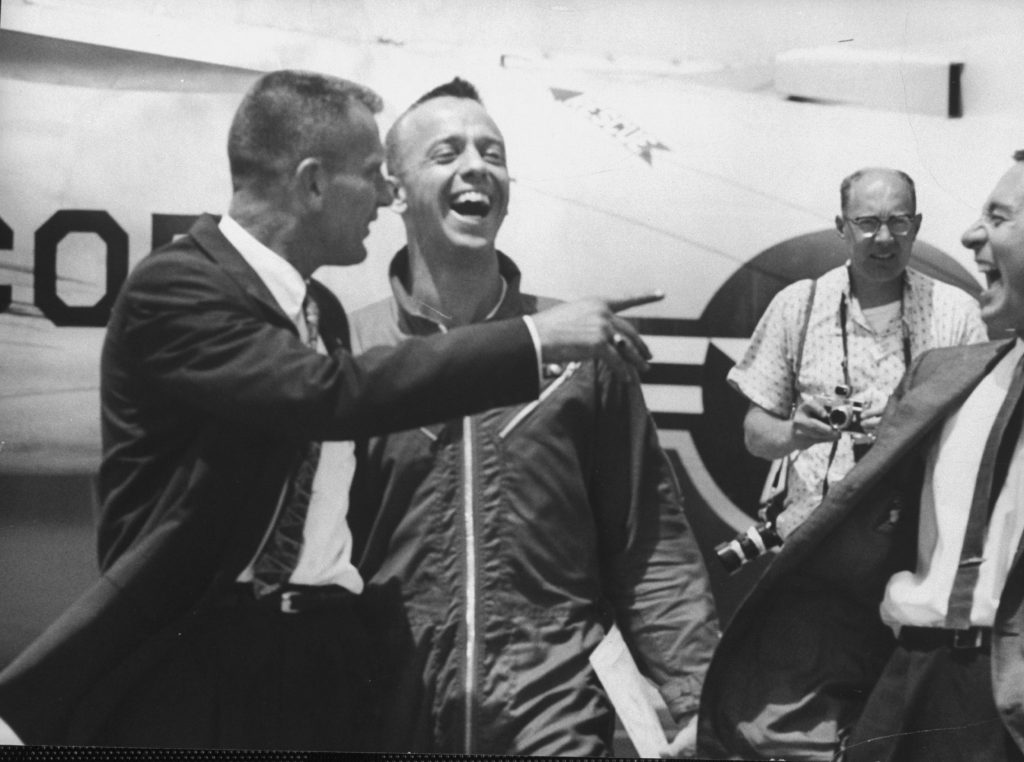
[980,265,1002,290]
[450,190,492,219]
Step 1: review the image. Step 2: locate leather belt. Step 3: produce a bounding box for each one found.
[218,583,357,614]
[899,625,992,651]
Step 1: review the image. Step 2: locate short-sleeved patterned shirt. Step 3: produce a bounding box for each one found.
[727,264,988,537]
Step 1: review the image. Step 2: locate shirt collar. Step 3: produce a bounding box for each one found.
[483,277,509,320]
[219,214,307,327]
[839,262,912,333]
[386,247,526,334]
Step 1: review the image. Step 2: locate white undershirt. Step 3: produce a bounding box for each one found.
[861,300,901,334]
[219,215,362,593]
[881,339,1024,631]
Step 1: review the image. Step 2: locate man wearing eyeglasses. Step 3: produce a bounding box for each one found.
[728,167,986,542]
[711,168,986,760]
[700,156,1024,762]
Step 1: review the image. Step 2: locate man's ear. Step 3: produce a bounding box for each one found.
[835,214,846,238]
[295,157,326,209]
[387,174,407,213]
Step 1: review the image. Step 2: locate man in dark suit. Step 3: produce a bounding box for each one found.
[0,69,658,749]
[698,151,1024,762]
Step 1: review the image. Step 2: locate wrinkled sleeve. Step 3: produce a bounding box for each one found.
[112,249,538,440]
[726,281,812,418]
[591,361,720,722]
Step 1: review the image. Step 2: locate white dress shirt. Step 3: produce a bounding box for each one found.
[881,339,1024,630]
[219,214,362,593]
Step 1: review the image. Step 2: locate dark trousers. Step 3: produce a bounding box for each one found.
[845,638,1024,762]
[93,596,376,750]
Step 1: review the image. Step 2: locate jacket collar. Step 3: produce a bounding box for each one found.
[188,213,297,332]
[386,246,528,335]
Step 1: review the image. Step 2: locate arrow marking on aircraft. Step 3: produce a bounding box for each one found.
[550,87,669,165]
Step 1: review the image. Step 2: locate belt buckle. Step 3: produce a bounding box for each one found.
[280,591,300,614]
[951,627,982,649]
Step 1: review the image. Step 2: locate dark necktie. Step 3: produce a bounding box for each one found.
[945,351,1024,628]
[251,293,322,597]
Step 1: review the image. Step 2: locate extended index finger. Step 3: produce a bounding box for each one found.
[607,291,665,313]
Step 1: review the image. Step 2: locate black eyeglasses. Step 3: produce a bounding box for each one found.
[845,215,916,237]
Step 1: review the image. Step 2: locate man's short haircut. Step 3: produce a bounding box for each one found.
[228,69,383,191]
[411,77,483,107]
[386,77,483,176]
[839,167,917,215]
[1013,149,1024,162]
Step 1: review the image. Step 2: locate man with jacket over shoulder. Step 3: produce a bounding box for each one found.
[698,152,1024,762]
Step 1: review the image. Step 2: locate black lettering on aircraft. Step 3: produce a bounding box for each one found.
[0,211,203,324]
[34,210,128,327]
[0,215,11,313]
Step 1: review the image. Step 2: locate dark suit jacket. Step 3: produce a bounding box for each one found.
[697,338,1024,759]
[0,214,540,744]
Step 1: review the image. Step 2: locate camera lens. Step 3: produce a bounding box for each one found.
[827,406,850,428]
[716,542,745,574]
[714,523,783,573]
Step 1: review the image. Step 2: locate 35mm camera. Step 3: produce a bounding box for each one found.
[822,384,864,433]
[714,521,783,574]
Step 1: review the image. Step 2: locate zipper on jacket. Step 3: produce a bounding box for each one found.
[498,362,580,439]
[461,414,477,752]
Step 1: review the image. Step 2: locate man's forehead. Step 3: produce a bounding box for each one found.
[989,163,1024,211]
[847,171,912,206]
[402,96,503,143]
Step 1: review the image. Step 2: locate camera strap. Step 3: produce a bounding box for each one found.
[838,271,912,391]
[825,272,911,495]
